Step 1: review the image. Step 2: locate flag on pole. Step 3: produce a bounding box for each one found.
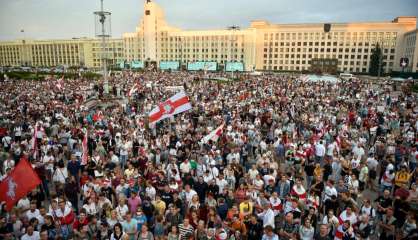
[0,157,41,211]
[81,129,88,165]
[201,124,224,144]
[335,135,341,152]
[92,111,103,122]
[31,123,39,160]
[128,83,140,97]
[56,75,64,90]
[149,91,192,124]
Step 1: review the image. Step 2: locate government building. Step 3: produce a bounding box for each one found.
[1,0,417,73]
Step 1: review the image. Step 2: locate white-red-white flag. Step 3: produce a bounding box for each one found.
[81,129,88,165]
[149,91,192,124]
[128,83,140,97]
[56,75,64,90]
[31,123,39,159]
[31,123,44,160]
[201,124,224,144]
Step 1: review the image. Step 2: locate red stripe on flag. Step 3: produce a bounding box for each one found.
[149,96,190,123]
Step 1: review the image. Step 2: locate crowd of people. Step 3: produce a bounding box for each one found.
[0,70,417,240]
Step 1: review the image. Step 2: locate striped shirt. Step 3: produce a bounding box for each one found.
[178,224,194,240]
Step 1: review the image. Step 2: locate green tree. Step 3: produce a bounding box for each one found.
[369,43,383,76]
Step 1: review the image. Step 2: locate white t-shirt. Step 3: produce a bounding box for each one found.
[254,178,264,190]
[14,126,22,137]
[115,205,129,221]
[327,142,336,156]
[248,169,259,180]
[179,161,190,174]
[216,178,228,192]
[17,198,30,211]
[52,168,68,184]
[323,186,337,202]
[26,209,40,221]
[184,189,197,203]
[146,186,156,200]
[315,143,326,157]
[2,136,12,147]
[21,231,40,240]
[367,157,378,170]
[42,155,54,171]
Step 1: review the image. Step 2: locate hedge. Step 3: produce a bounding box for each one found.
[5,71,101,81]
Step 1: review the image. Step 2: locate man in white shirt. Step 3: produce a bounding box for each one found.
[109,151,119,166]
[2,135,12,151]
[353,143,365,161]
[216,174,228,193]
[14,125,22,142]
[26,202,41,222]
[323,180,338,202]
[17,197,31,213]
[179,160,191,177]
[248,165,259,180]
[3,157,15,173]
[21,225,40,240]
[315,140,326,163]
[257,203,275,228]
[183,184,197,204]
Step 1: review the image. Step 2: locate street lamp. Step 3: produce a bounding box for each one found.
[179,36,183,70]
[377,40,386,81]
[94,0,111,94]
[227,25,240,79]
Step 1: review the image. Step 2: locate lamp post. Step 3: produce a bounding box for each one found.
[179,36,183,71]
[227,25,240,79]
[94,0,111,94]
[377,40,385,81]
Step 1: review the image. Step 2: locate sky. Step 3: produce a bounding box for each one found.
[0,0,417,41]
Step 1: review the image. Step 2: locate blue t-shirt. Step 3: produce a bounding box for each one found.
[134,215,147,232]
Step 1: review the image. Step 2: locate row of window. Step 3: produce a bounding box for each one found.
[159,54,244,59]
[262,65,374,73]
[263,31,397,40]
[162,35,244,42]
[263,53,395,60]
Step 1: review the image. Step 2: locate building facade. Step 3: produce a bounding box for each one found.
[1,0,417,73]
[0,38,124,69]
[401,29,418,72]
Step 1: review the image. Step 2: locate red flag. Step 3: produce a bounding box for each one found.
[0,158,41,211]
[81,129,88,165]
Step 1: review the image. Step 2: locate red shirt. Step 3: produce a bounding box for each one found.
[0,127,7,137]
[80,175,90,187]
[72,218,89,230]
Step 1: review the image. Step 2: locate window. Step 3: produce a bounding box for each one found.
[145,10,150,15]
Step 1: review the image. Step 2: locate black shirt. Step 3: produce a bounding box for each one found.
[314,233,332,240]
[161,191,173,206]
[375,196,392,214]
[246,221,263,239]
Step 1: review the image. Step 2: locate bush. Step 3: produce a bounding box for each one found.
[412,84,418,93]
[5,71,101,81]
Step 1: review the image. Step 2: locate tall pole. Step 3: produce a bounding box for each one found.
[377,41,383,81]
[101,0,108,94]
[180,37,183,70]
[227,25,239,79]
